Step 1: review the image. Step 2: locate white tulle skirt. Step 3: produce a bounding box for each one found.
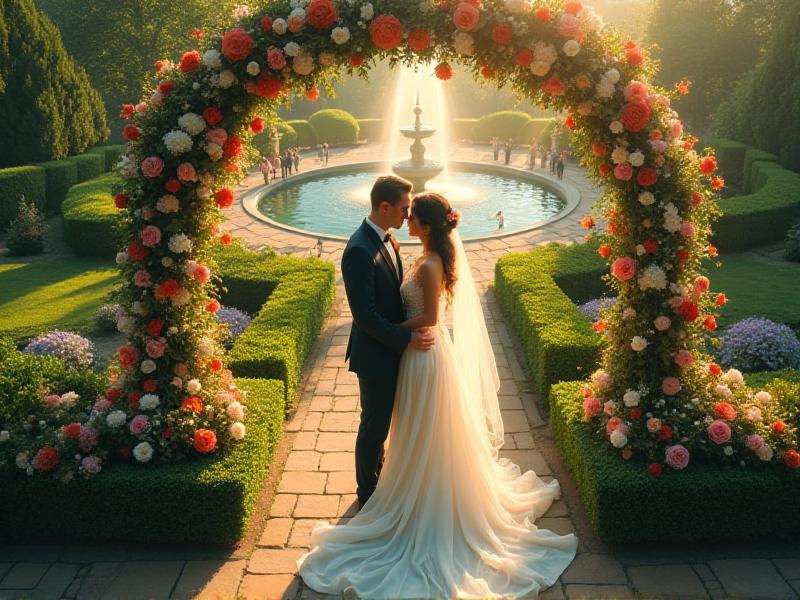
[298,323,578,598]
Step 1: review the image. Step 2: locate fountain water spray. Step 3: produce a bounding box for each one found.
[391,91,444,191]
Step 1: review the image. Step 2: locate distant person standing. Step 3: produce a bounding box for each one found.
[260,155,271,184]
[317,143,324,163]
[529,143,537,169]
[503,140,511,165]
[540,146,547,169]
[292,149,300,173]
[556,151,565,180]
[270,154,279,179]
[280,152,289,178]
[550,150,558,175]
[492,137,499,161]
[323,142,329,165]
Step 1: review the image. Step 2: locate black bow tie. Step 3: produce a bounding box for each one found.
[383,233,392,243]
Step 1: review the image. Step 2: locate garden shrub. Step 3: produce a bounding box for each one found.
[38,159,78,215]
[95,303,121,333]
[285,120,318,147]
[309,109,359,145]
[6,196,47,256]
[67,153,104,182]
[743,148,779,192]
[717,318,800,372]
[452,118,477,141]
[356,118,384,142]
[549,381,800,544]
[786,222,800,262]
[61,171,119,258]
[0,166,46,231]
[87,145,126,172]
[520,118,552,145]
[472,111,531,143]
[23,331,95,370]
[710,138,748,187]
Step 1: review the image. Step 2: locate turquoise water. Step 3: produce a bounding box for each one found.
[257,170,566,240]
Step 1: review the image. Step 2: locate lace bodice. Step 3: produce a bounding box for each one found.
[400,264,447,322]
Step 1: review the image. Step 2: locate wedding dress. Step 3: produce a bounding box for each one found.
[298,233,577,599]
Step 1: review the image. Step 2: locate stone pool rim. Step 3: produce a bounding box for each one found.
[241,160,582,244]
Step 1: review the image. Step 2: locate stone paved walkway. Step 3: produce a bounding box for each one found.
[2,145,799,599]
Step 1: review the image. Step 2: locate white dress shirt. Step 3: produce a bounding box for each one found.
[366,217,399,275]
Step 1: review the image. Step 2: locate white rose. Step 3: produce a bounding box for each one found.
[638,192,655,206]
[611,146,629,165]
[133,441,154,463]
[217,70,237,89]
[290,7,306,19]
[532,41,557,65]
[723,446,734,456]
[629,151,645,167]
[246,61,260,76]
[0,430,9,442]
[582,7,605,32]
[284,42,301,57]
[178,113,205,136]
[504,0,529,15]
[755,391,772,403]
[563,40,580,57]
[596,78,615,99]
[171,288,191,307]
[61,392,79,407]
[360,3,374,20]
[163,130,193,155]
[631,336,648,352]
[638,265,668,291]
[139,394,160,410]
[168,233,193,254]
[756,444,774,461]
[623,390,641,407]
[635,244,646,256]
[227,401,245,421]
[161,257,174,268]
[714,384,733,398]
[229,422,246,440]
[529,61,550,77]
[115,252,128,265]
[273,18,288,34]
[331,26,351,44]
[198,337,215,357]
[140,360,157,374]
[722,368,744,385]
[610,429,628,448]
[605,68,620,84]
[453,32,475,55]
[187,379,202,394]
[106,410,127,428]
[293,54,315,75]
[609,120,624,134]
[202,49,222,70]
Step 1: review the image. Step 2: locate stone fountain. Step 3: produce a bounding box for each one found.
[391,94,444,191]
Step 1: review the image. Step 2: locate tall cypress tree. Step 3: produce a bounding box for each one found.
[0,0,108,168]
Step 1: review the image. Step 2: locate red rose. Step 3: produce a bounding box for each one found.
[63,423,81,438]
[599,163,612,176]
[349,54,365,67]
[492,22,512,45]
[699,155,717,175]
[629,407,643,420]
[203,107,223,126]
[514,48,533,67]
[621,101,651,133]
[179,50,201,73]
[157,279,180,298]
[565,114,576,130]
[535,7,550,21]
[647,463,662,477]
[127,241,149,261]
[708,244,718,257]
[784,450,800,469]
[206,299,221,313]
[677,248,690,263]
[481,65,494,79]
[677,300,699,322]
[657,425,673,441]
[591,142,607,157]
[691,191,703,206]
[105,388,122,402]
[223,137,242,159]
[165,178,181,193]
[643,239,658,253]
[157,80,174,95]
[220,232,233,247]
[716,293,727,306]
[408,29,432,52]
[215,188,234,208]
[123,125,140,141]
[627,47,644,66]
[260,16,273,32]
[120,103,136,120]
[598,244,611,258]
[543,75,565,96]
[772,421,786,434]
[181,396,203,413]
[209,358,223,372]
[369,14,403,50]
[221,28,254,62]
[146,318,164,337]
[114,193,128,209]
[194,429,218,454]
[714,402,736,421]
[127,391,141,409]
[250,117,266,133]
[33,446,60,472]
[703,315,717,331]
[246,73,283,99]
[118,345,139,369]
[435,63,453,80]
[143,378,158,393]
[307,0,338,29]
[637,167,658,187]
[709,363,722,376]
[154,60,165,72]
[163,427,173,438]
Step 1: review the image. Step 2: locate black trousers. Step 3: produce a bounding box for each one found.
[356,375,397,505]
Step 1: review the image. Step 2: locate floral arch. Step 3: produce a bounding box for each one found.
[108,0,798,473]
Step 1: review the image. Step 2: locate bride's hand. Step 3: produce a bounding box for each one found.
[410,329,435,351]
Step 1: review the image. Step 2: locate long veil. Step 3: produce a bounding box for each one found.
[450,230,504,455]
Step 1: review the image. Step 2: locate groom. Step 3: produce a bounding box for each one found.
[342,175,435,508]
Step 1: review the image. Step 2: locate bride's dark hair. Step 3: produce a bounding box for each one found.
[411,192,459,303]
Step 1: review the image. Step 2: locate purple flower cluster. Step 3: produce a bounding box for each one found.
[216,306,252,349]
[718,317,800,372]
[578,296,617,321]
[95,303,122,332]
[23,331,95,369]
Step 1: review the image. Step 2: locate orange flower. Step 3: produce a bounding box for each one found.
[703,315,717,331]
[676,79,691,95]
[221,28,254,62]
[542,75,565,96]
[714,402,736,421]
[206,299,220,313]
[592,320,607,333]
[598,243,611,258]
[194,429,218,454]
[626,46,644,66]
[179,50,201,73]
[707,244,718,257]
[514,48,533,67]
[576,73,591,89]
[306,87,320,101]
[591,142,607,157]
[181,396,203,413]
[491,22,512,45]
[535,7,550,21]
[370,14,403,50]
[408,29,432,52]
[699,155,717,175]
[220,232,233,247]
[691,191,703,206]
[215,188,234,208]
[621,101,651,133]
[565,114,575,129]
[306,0,338,29]
[63,423,81,438]
[711,176,725,190]
[564,0,583,15]
[580,215,595,229]
[708,362,722,376]
[435,63,453,80]
[209,358,223,372]
[481,65,494,78]
[715,293,727,306]
[772,421,786,434]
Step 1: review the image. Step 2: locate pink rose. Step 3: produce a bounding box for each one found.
[141,156,164,178]
[675,350,694,368]
[668,119,683,140]
[693,276,710,294]
[606,416,623,435]
[611,257,636,282]
[192,263,211,284]
[557,13,582,37]
[93,398,112,411]
[79,425,99,450]
[707,419,732,445]
[134,270,152,288]
[614,162,633,181]
[44,394,62,409]
[665,444,690,469]
[267,47,287,70]
[146,339,167,359]
[453,2,480,32]
[129,414,149,435]
[81,455,102,474]
[646,417,661,433]
[177,162,197,182]
[583,397,601,419]
[135,102,148,115]
[654,316,671,331]
[140,225,162,248]
[746,434,765,451]
[205,128,228,146]
[662,377,681,396]
[623,81,649,103]
[680,221,695,238]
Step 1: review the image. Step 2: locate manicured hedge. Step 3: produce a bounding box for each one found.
[67,153,104,182]
[309,109,359,145]
[0,377,285,545]
[709,138,748,187]
[38,158,78,215]
[286,119,318,147]
[87,144,126,172]
[452,118,477,141]
[0,166,46,231]
[222,245,335,407]
[472,111,531,142]
[495,242,604,396]
[549,381,800,544]
[521,118,552,145]
[357,118,384,142]
[61,171,120,258]
[744,148,779,192]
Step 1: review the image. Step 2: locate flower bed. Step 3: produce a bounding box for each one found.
[549,380,800,544]
[0,377,284,544]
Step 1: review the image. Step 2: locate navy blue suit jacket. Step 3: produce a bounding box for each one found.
[343,220,411,379]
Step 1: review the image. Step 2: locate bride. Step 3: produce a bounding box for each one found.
[298,192,577,598]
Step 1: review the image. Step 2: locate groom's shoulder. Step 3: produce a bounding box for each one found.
[345,223,368,250]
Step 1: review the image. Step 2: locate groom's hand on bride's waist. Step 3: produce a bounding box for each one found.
[410,328,435,351]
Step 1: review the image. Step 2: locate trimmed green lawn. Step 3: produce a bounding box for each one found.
[0,260,119,342]
[710,255,800,326]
